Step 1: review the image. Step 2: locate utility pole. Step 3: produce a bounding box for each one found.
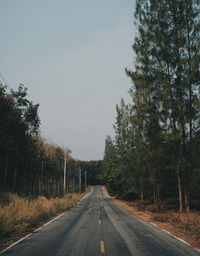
[72,176,75,193]
[79,168,81,193]
[63,157,67,195]
[84,171,87,191]
[40,160,44,193]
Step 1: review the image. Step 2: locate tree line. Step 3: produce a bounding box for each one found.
[0,83,99,197]
[101,0,200,212]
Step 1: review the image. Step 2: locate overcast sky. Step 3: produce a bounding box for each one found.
[0,0,135,160]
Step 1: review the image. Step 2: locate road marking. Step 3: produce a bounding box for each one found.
[161,229,171,235]
[0,234,31,254]
[174,236,190,246]
[99,219,102,224]
[80,186,93,201]
[34,227,42,232]
[160,227,192,247]
[0,212,66,254]
[100,240,105,253]
[150,222,157,227]
[43,212,65,226]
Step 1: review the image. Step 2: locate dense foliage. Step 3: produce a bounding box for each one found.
[101,0,200,212]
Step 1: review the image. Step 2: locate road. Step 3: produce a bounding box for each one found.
[1,186,200,256]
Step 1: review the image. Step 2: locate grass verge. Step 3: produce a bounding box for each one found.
[0,188,91,251]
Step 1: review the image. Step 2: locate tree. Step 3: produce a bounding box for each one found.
[102,0,200,212]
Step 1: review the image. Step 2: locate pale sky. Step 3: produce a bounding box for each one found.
[0,0,135,160]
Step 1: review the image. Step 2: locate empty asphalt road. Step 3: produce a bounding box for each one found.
[1,186,200,256]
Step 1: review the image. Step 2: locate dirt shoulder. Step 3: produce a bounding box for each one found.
[102,188,200,251]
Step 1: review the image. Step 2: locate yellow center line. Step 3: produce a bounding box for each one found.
[100,240,105,253]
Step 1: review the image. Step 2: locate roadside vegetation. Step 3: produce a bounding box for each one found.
[0,190,89,244]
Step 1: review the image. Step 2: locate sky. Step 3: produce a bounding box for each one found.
[0,0,135,161]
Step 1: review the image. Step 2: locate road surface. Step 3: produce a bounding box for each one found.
[1,186,200,256]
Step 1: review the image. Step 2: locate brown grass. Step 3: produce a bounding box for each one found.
[0,189,91,241]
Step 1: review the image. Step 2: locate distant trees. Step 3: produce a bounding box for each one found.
[101,0,200,212]
[0,83,93,197]
[79,160,102,186]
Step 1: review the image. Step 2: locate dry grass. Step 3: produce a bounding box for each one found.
[0,190,89,240]
[153,211,200,234]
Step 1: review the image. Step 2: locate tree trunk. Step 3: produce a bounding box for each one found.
[13,165,18,192]
[140,177,144,200]
[4,156,8,188]
[177,172,183,212]
[184,188,190,213]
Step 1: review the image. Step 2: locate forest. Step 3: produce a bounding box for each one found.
[101,0,200,213]
[0,83,100,198]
